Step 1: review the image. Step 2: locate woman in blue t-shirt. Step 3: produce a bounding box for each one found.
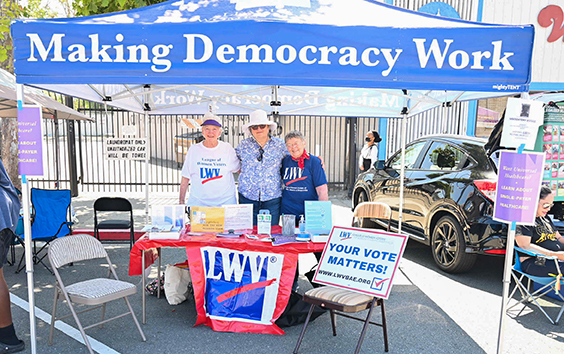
[280,131,328,219]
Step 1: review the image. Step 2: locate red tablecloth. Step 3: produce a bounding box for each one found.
[129,226,325,276]
[129,225,326,334]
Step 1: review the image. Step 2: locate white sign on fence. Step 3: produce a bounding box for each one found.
[104,138,147,160]
[313,226,408,299]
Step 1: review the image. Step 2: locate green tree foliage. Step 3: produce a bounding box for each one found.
[73,0,167,17]
[1,0,57,70]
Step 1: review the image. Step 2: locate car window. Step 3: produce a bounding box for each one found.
[420,142,466,171]
[389,141,427,170]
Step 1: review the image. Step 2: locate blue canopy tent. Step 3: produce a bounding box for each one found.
[11,0,533,117]
[10,1,534,353]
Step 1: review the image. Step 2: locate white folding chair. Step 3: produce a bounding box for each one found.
[48,234,146,354]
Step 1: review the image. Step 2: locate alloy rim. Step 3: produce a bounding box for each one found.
[433,221,457,267]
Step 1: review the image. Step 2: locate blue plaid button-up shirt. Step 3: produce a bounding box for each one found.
[235,137,289,201]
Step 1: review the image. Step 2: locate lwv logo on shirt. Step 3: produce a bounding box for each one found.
[200,167,222,184]
[283,167,307,185]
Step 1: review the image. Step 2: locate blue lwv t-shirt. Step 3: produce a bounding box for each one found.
[281,155,327,217]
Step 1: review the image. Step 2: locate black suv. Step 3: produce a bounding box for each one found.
[352,135,507,273]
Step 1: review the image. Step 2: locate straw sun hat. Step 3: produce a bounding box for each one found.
[242,109,277,134]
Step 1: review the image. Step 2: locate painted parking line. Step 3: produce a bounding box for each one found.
[10,293,120,354]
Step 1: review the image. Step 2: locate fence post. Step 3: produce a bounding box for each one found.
[65,95,79,197]
[346,116,358,196]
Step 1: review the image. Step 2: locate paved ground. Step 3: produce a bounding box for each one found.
[5,191,564,354]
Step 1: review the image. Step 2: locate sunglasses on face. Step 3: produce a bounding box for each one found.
[542,203,554,209]
[251,124,267,130]
[257,147,264,162]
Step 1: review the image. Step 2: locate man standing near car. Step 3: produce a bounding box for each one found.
[0,158,24,353]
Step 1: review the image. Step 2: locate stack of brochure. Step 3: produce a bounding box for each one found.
[142,205,186,240]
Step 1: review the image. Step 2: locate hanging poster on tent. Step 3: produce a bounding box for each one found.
[534,103,564,201]
[500,98,544,150]
[104,138,147,160]
[312,226,408,299]
[493,150,544,225]
[17,105,44,176]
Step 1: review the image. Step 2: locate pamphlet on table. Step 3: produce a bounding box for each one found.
[191,205,253,232]
[145,205,186,240]
[305,201,332,240]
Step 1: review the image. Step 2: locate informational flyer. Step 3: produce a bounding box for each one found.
[305,201,332,234]
[313,226,408,299]
[191,206,225,232]
[17,105,44,176]
[536,103,564,201]
[501,97,543,149]
[151,205,186,231]
[493,150,544,225]
[223,204,253,230]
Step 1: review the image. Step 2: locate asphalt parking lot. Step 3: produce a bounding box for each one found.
[5,192,564,354]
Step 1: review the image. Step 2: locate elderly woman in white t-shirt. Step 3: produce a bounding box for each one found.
[179,113,240,207]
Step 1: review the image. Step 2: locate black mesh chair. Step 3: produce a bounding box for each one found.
[93,197,135,249]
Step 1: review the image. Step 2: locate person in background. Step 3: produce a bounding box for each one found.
[281,131,328,220]
[359,130,382,171]
[0,158,25,353]
[179,112,240,207]
[236,109,288,225]
[515,185,564,277]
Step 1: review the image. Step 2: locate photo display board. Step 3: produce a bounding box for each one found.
[535,103,564,200]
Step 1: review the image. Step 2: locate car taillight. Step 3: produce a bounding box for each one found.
[473,180,497,202]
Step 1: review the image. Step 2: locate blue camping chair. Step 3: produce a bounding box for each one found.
[16,188,73,274]
[507,246,564,324]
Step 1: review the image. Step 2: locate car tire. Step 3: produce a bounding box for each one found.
[353,191,378,228]
[431,215,476,273]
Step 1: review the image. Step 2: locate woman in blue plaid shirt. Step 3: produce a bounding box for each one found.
[236,110,288,225]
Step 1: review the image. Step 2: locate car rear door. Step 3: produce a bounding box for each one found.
[403,140,469,240]
[372,140,428,229]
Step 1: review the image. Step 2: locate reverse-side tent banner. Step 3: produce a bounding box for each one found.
[12,0,533,93]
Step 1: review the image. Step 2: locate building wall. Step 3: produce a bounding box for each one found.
[482,0,564,89]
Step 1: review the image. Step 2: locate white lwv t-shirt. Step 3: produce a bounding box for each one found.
[181,141,241,207]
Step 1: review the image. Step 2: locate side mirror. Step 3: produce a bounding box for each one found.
[373,160,386,170]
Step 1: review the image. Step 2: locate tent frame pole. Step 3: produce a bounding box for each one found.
[17,82,37,354]
[144,86,150,224]
[398,91,409,234]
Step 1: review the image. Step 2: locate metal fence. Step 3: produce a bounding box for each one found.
[17,93,470,195]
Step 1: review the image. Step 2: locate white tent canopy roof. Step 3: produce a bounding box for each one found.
[0,69,92,121]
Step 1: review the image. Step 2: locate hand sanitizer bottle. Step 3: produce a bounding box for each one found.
[297,215,309,241]
[299,215,306,233]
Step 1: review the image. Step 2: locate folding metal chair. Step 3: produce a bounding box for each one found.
[16,188,73,274]
[94,197,135,249]
[293,202,392,354]
[507,246,564,325]
[48,234,146,354]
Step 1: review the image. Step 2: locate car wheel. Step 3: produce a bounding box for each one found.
[353,191,378,228]
[431,215,476,273]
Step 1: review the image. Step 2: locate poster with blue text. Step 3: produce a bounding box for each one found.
[313,226,408,299]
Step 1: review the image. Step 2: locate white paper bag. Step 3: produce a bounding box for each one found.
[164,264,192,305]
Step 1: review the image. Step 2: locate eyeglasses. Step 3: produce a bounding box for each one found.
[257,147,264,162]
[251,124,267,130]
[542,203,554,209]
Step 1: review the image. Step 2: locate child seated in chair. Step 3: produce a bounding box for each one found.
[515,185,564,277]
